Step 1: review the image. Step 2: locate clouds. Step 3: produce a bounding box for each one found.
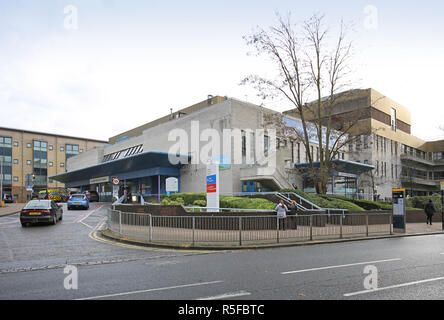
[0,1,442,141]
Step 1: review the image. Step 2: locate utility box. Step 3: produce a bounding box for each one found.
[392,188,406,233]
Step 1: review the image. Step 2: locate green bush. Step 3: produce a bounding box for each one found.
[161,193,276,210]
[160,197,185,206]
[193,200,207,207]
[407,196,442,211]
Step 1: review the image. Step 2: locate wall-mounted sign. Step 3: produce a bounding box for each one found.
[90,176,109,184]
[440,181,444,191]
[166,177,179,192]
[112,177,120,185]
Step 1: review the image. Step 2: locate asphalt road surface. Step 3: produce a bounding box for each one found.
[1,203,444,300]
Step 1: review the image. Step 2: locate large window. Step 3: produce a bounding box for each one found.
[0,136,12,185]
[33,140,48,186]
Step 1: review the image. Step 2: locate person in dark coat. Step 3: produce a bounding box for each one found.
[424,199,436,225]
[288,200,298,230]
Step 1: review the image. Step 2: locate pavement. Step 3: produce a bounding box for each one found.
[0,203,25,217]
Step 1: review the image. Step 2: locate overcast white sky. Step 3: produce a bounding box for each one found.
[0,0,443,141]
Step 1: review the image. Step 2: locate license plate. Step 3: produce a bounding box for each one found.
[74,202,81,204]
[29,212,41,215]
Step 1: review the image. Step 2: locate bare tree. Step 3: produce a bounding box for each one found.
[242,13,361,194]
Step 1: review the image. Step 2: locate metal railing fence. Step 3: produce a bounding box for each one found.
[106,209,393,247]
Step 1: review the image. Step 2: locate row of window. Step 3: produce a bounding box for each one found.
[0,138,83,153]
[375,161,399,179]
[2,159,65,167]
[102,145,144,163]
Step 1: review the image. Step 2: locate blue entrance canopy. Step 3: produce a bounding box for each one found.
[51,151,190,188]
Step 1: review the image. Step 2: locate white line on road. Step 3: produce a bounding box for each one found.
[281,258,402,275]
[76,280,224,300]
[75,205,104,224]
[344,276,444,297]
[196,291,251,300]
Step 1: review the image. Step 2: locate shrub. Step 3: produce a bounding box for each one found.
[193,200,207,207]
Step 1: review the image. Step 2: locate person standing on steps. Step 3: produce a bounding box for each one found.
[275,200,288,231]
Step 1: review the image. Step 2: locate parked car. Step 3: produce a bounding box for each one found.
[20,200,63,227]
[3,194,13,203]
[84,190,99,202]
[67,194,89,210]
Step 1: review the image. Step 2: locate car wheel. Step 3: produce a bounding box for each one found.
[59,213,63,221]
[67,206,71,210]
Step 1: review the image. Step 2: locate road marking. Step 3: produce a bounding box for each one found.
[344,276,444,297]
[281,258,402,275]
[196,291,251,300]
[79,221,93,229]
[76,280,224,300]
[75,205,104,224]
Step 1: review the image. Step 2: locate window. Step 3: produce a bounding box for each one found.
[13,141,18,147]
[26,160,31,165]
[13,176,18,182]
[49,145,53,150]
[49,162,53,167]
[60,163,65,167]
[391,108,397,131]
[13,159,18,164]
[264,135,270,153]
[60,146,64,151]
[80,149,83,153]
[27,143,31,148]
[48,178,53,183]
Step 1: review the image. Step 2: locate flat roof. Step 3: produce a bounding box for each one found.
[0,126,107,143]
[50,151,190,185]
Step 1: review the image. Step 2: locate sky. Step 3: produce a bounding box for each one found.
[0,0,443,141]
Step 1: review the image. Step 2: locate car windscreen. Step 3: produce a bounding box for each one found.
[50,192,60,196]
[37,194,47,199]
[71,195,86,200]
[24,200,51,209]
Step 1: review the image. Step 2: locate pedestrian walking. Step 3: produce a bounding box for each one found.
[288,200,298,230]
[424,199,436,226]
[275,200,288,231]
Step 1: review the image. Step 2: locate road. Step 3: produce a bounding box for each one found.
[1,203,444,300]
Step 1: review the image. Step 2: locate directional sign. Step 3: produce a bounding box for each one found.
[112,177,120,185]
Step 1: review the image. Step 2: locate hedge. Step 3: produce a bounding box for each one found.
[161,193,276,210]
